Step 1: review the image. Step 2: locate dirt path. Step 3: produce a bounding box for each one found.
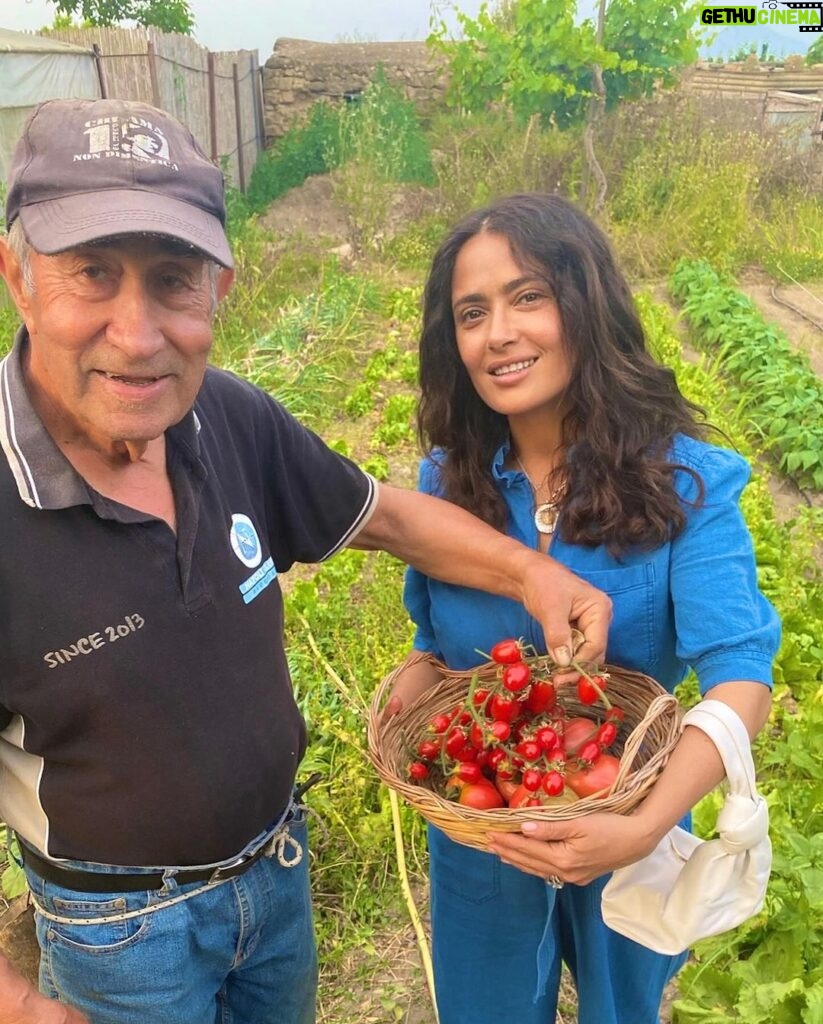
[736,269,823,378]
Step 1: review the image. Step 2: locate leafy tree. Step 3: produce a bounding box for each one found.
[47,0,194,33]
[603,0,701,107]
[430,0,703,128]
[805,33,823,66]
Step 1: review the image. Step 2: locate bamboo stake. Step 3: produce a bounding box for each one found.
[389,788,440,1024]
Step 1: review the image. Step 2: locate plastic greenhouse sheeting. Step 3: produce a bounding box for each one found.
[1,27,100,186]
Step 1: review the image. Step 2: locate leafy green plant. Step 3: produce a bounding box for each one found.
[330,68,435,254]
[372,394,417,447]
[245,102,342,215]
[429,0,702,129]
[636,293,823,1021]
[670,259,823,490]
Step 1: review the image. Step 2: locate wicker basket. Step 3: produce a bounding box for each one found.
[367,654,682,852]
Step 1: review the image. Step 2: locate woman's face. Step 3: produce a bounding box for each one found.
[450,231,572,429]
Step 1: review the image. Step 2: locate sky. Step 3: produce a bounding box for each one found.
[2,0,816,59]
[3,0,486,55]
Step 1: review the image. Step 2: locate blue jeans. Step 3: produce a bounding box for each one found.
[22,807,317,1024]
[428,826,688,1024]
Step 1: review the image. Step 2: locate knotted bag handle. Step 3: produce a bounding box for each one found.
[679,699,769,853]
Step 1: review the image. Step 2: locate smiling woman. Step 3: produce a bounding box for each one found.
[383,192,780,1024]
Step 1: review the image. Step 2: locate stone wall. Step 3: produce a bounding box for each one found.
[261,37,446,144]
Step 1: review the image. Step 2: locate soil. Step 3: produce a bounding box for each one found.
[3,180,822,1023]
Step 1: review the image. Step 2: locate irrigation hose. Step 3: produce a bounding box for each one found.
[389,788,440,1024]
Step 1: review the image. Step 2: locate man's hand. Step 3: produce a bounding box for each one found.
[0,955,90,1024]
[518,552,611,667]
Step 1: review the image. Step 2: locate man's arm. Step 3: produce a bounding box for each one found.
[0,954,89,1024]
[351,483,612,666]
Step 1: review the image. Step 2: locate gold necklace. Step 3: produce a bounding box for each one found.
[515,455,566,535]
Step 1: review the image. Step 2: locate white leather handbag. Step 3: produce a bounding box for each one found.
[600,699,772,955]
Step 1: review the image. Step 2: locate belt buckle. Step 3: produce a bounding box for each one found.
[206,836,273,885]
[207,854,250,885]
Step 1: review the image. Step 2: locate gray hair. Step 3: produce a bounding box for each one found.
[3,222,220,310]
[6,220,35,293]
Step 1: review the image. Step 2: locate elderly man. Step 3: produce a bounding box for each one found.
[0,98,610,1024]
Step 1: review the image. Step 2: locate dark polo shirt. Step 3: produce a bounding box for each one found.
[0,330,377,866]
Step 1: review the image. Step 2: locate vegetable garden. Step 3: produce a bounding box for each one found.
[1,4,823,1021]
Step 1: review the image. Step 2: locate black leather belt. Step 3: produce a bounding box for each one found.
[19,838,272,894]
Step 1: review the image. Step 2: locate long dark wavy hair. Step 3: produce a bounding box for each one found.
[417,193,708,554]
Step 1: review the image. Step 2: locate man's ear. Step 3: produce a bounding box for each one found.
[0,237,34,323]
[216,266,234,303]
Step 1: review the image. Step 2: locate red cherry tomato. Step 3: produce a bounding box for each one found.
[502,662,532,693]
[536,726,559,753]
[577,740,602,764]
[596,721,618,748]
[490,720,511,742]
[515,739,542,762]
[430,713,452,735]
[526,679,557,714]
[417,739,439,761]
[576,678,600,705]
[490,693,521,723]
[456,762,482,784]
[542,770,565,796]
[444,727,467,758]
[490,639,523,664]
[408,761,429,780]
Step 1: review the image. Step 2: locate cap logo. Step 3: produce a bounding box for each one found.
[74,116,178,170]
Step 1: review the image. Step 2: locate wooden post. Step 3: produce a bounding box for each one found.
[233,62,245,192]
[251,52,265,154]
[147,38,161,108]
[93,43,108,99]
[207,51,219,163]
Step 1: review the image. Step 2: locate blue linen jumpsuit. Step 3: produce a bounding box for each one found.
[404,434,781,1024]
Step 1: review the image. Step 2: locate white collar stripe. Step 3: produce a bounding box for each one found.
[0,355,41,509]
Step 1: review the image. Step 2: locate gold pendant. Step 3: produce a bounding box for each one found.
[534,502,560,535]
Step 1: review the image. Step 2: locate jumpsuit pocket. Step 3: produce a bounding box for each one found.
[573,562,658,668]
[428,825,501,905]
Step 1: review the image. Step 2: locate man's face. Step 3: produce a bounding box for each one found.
[2,235,232,458]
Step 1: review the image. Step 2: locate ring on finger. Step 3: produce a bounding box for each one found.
[545,874,564,889]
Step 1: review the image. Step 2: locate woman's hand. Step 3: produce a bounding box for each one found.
[485,811,659,886]
[380,651,444,726]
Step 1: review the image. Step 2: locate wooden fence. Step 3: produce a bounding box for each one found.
[40,27,263,191]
